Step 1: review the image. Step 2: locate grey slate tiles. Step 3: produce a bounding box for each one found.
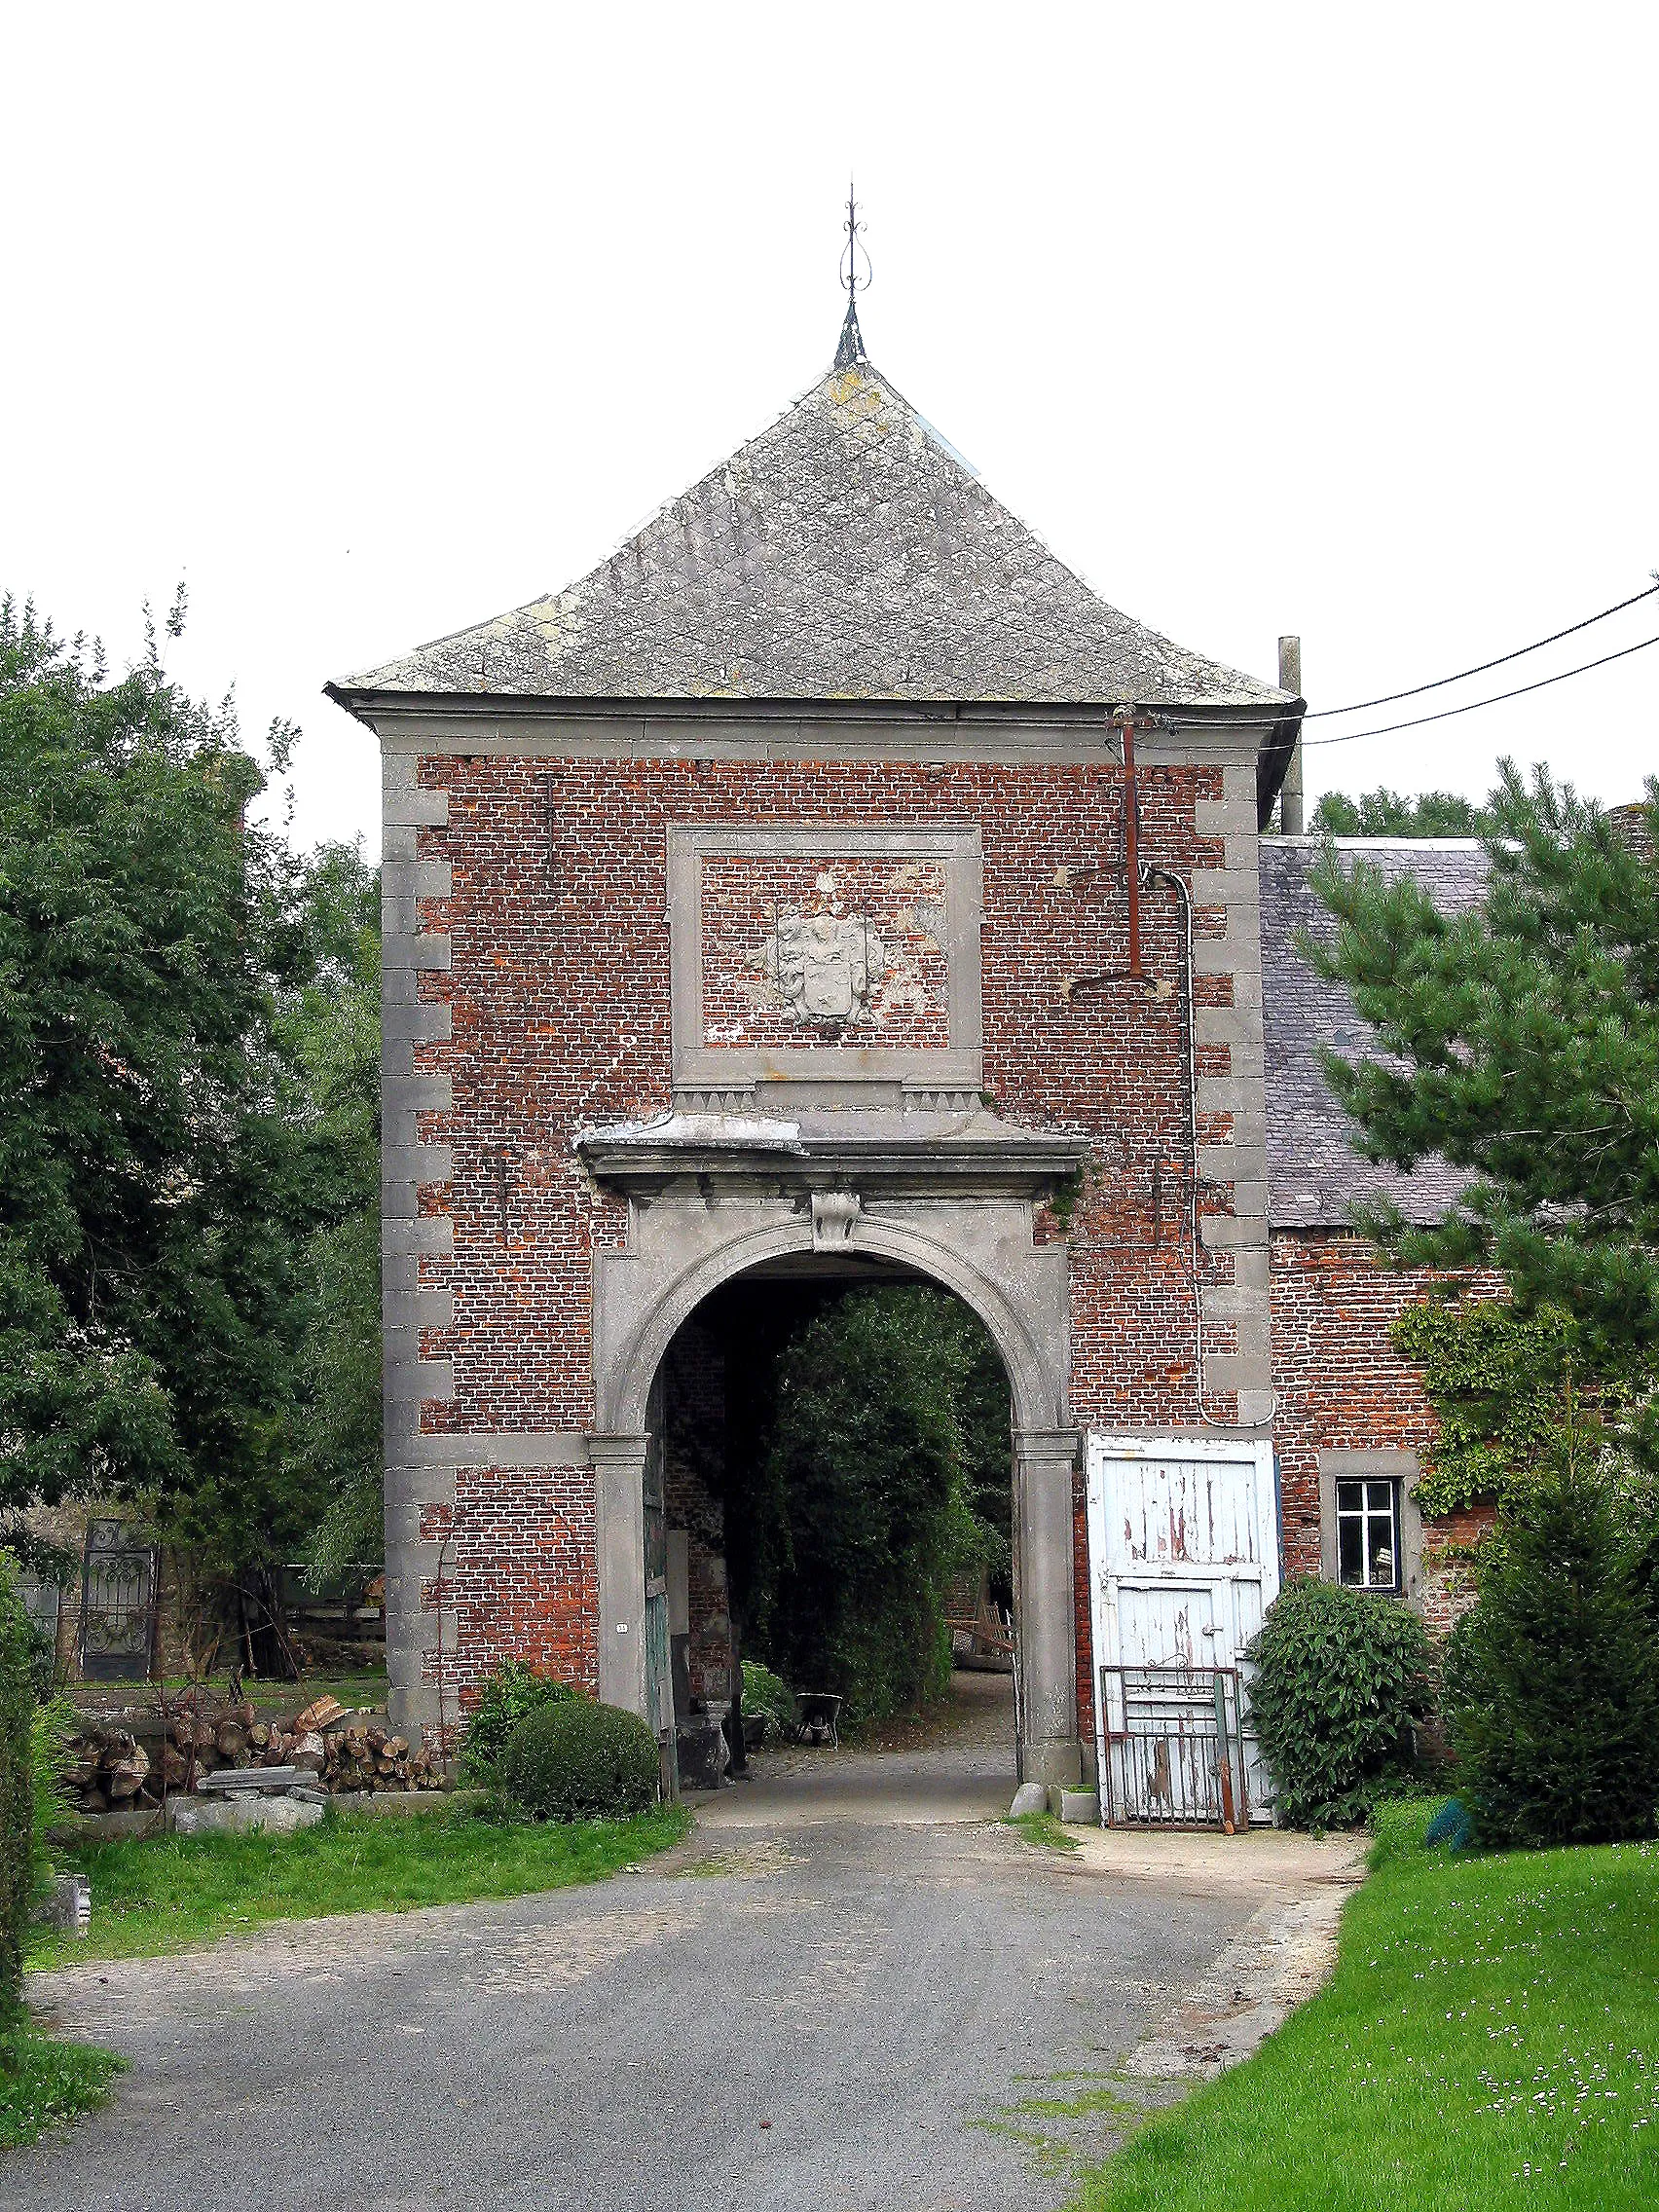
[1261,837,1491,1228]
[335,361,1289,710]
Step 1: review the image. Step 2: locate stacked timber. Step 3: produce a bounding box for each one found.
[65,1698,443,1815]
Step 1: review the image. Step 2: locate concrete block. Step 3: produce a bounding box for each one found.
[31,1871,91,1936]
[675,1714,730,1792]
[1050,1787,1101,1825]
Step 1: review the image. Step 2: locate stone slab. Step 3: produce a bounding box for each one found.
[167,1795,325,1837]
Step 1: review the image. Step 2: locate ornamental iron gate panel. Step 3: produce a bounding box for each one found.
[1098,1663,1247,1830]
[78,1518,159,1681]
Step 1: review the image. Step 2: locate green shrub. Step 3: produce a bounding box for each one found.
[458,1661,582,1784]
[30,1694,75,1896]
[1447,1469,1659,1847]
[1245,1578,1435,1829]
[739,1660,794,1740]
[498,1700,659,1822]
[1367,1795,1454,1868]
[0,1557,34,2027]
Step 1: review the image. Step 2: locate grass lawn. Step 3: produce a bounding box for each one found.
[26,1798,691,1970]
[0,2026,124,2151]
[1070,1805,1659,2211]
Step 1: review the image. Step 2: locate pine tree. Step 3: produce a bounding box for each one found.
[1449,1452,1659,1846]
[1307,763,1659,1453]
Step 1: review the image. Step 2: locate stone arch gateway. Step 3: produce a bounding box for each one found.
[583,1155,1082,1781]
[329,350,1304,1790]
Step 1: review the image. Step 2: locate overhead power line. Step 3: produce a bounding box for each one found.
[1304,580,1659,719]
[1301,631,1659,748]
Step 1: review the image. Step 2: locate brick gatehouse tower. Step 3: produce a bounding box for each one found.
[333,308,1459,1804]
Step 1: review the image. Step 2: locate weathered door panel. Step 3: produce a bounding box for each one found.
[1087,1436,1281,1825]
[1115,1579,1218,1671]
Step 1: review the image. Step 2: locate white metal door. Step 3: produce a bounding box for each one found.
[1086,1435,1281,1824]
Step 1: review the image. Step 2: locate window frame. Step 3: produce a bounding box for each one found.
[1317,1450,1422,1607]
[1334,1474,1403,1594]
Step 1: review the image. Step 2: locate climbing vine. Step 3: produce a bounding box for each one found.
[1392,1297,1633,1515]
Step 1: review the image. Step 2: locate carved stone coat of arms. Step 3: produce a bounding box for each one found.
[763,908,885,1024]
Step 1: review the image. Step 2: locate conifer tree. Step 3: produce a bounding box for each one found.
[1308,763,1659,1452]
[1448,1451,1659,1846]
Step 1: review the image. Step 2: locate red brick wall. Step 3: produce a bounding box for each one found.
[1270,1230,1494,1631]
[403,748,1259,1704]
[424,1465,599,1720]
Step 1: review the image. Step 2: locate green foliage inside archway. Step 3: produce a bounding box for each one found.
[725,1284,1011,1725]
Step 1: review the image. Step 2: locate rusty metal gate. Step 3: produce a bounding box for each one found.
[1098,1663,1249,1830]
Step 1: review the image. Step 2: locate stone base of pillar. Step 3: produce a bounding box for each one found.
[1019,1736,1084,1788]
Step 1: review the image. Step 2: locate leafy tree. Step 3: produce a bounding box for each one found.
[0,593,377,1594]
[1310,787,1487,837]
[281,848,383,1581]
[1308,764,1659,1468]
[1446,1456,1659,1846]
[0,1557,32,2024]
[747,1286,996,1722]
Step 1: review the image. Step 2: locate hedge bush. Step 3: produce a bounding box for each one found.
[498,1699,659,1822]
[1,1557,34,2028]
[1447,1470,1659,1847]
[458,1661,581,1784]
[1245,1578,1435,1829]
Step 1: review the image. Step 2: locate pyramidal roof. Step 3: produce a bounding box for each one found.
[333,359,1286,709]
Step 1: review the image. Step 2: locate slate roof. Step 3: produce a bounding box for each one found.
[332,361,1290,710]
[1261,837,1491,1228]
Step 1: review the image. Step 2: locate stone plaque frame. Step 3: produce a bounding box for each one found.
[667,823,984,1091]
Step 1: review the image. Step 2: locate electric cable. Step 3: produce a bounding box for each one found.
[1300,630,1659,748]
[1303,580,1659,718]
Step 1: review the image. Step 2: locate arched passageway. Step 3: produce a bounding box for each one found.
[638,1262,1020,1799]
[583,1183,1084,1788]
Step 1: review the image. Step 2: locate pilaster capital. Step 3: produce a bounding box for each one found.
[1012,1427,1082,1472]
[586,1431,650,1473]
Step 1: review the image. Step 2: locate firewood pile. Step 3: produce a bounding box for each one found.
[66,1693,444,1817]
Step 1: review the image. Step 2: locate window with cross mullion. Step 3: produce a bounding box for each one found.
[1335,1477,1401,1593]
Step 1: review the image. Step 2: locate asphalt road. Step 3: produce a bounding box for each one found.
[16,1688,1283,2212]
[15,1823,1264,2212]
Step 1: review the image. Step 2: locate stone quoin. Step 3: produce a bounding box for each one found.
[329,339,1489,1788]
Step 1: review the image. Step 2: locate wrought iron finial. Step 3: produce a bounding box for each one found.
[834,180,869,369]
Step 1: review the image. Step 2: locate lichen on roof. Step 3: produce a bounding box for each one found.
[335,360,1289,709]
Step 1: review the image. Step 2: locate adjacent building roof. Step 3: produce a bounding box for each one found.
[332,360,1291,711]
[1261,837,1491,1229]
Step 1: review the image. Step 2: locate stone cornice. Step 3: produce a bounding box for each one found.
[575,1111,1088,1201]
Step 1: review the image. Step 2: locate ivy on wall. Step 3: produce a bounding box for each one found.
[1393,1296,1634,1515]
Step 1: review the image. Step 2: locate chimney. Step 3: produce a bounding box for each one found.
[1278,635,1304,835]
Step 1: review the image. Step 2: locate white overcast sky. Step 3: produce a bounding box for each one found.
[4,4,1654,857]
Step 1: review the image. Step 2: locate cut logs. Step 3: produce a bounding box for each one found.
[64,1699,444,1815]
